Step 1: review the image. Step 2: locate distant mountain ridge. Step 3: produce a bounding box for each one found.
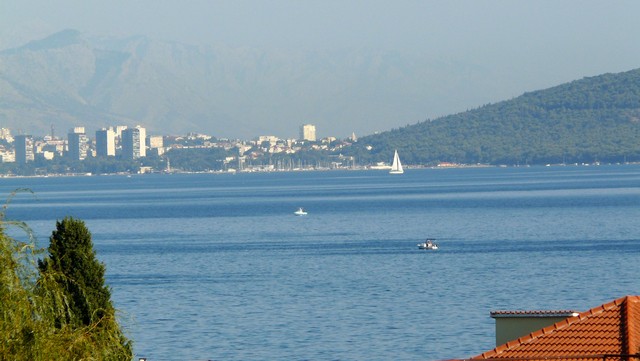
[349,68,640,165]
[0,29,507,139]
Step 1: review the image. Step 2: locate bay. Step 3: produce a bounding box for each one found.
[1,165,640,360]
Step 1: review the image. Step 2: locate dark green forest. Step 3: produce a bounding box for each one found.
[344,68,640,166]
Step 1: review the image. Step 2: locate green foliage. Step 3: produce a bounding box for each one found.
[344,68,640,165]
[0,207,132,360]
[38,217,113,327]
[165,147,231,171]
[0,155,148,176]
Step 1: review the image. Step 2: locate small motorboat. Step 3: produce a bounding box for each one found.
[417,239,438,250]
[294,207,308,216]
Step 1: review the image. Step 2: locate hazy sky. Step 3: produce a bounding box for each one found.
[2,0,640,136]
[4,0,640,70]
[3,2,639,50]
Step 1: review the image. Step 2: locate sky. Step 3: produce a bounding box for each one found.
[2,0,640,136]
[3,1,639,63]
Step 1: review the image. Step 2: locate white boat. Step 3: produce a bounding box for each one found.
[294,207,308,216]
[417,239,438,250]
[389,150,404,174]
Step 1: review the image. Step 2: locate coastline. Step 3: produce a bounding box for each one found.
[3,161,640,179]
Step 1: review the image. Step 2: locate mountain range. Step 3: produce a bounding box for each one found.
[4,29,639,166]
[0,29,513,140]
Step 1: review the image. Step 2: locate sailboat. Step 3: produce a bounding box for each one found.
[389,150,404,174]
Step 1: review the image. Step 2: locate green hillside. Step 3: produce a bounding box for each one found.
[347,68,640,166]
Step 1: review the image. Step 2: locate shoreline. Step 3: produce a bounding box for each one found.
[1,161,639,179]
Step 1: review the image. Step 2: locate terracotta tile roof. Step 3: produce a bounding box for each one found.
[469,295,640,360]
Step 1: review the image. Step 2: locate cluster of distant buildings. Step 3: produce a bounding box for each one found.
[1,125,153,164]
[0,123,359,168]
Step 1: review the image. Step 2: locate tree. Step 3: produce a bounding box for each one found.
[37,217,132,358]
[0,207,132,359]
[38,217,112,326]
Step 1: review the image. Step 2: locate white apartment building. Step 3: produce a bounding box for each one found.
[300,124,316,142]
[148,135,164,149]
[147,135,164,156]
[14,135,34,164]
[67,128,88,161]
[96,128,116,157]
[0,128,13,143]
[257,135,279,146]
[121,126,146,159]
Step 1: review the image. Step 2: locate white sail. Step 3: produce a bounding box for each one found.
[389,150,404,174]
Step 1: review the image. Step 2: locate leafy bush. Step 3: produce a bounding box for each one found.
[0,200,132,360]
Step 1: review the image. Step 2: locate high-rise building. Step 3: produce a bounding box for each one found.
[121,126,146,159]
[300,124,316,142]
[14,135,34,164]
[67,128,88,160]
[95,128,116,157]
[114,125,128,139]
[71,126,85,134]
[147,135,164,156]
[0,128,13,143]
[147,135,164,149]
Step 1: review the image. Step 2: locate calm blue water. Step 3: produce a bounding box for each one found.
[2,166,640,361]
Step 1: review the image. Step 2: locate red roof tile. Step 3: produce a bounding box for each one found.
[468,295,640,360]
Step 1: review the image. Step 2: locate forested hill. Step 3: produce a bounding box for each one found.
[347,68,640,166]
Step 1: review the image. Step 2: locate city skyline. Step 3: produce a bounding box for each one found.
[1,122,329,143]
[0,122,332,164]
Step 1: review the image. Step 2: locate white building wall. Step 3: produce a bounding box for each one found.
[300,124,316,141]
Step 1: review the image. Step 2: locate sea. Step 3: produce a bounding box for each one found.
[1,165,640,361]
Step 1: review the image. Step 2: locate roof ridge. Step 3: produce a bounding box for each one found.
[624,295,640,354]
[490,310,579,317]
